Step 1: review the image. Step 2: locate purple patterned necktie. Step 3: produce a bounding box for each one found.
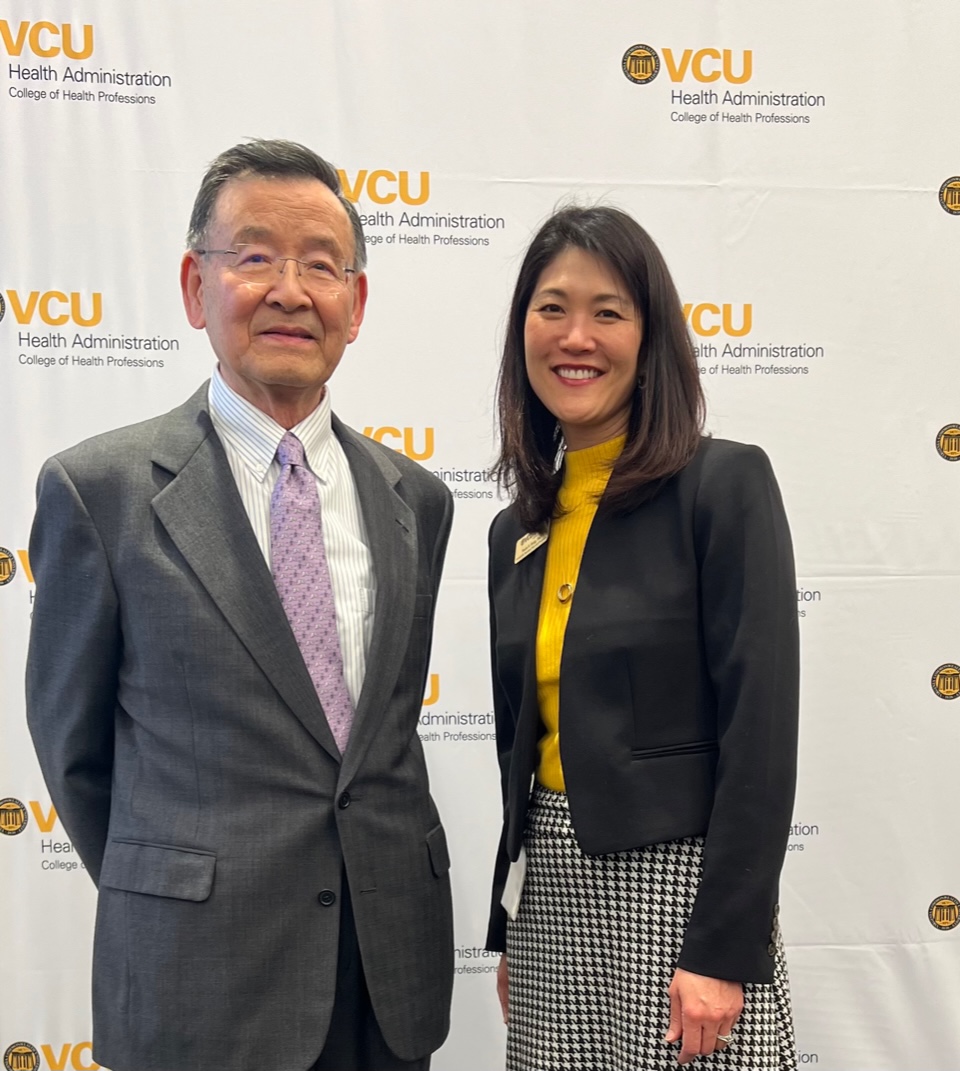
[270,431,354,753]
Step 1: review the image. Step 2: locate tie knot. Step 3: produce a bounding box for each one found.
[276,432,305,468]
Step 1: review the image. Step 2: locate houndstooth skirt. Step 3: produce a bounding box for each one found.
[505,786,798,1071]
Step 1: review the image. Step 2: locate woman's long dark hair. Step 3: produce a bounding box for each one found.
[493,205,705,532]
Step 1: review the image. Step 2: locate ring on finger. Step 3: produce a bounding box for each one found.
[716,1034,734,1044]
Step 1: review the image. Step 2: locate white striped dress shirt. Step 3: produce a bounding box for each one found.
[207,368,375,707]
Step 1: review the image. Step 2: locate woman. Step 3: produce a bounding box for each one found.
[486,205,799,1070]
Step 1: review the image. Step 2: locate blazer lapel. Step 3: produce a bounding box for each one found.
[334,420,418,785]
[149,388,341,761]
[492,513,549,853]
[513,527,548,757]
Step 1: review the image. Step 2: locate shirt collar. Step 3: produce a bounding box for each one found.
[208,366,335,483]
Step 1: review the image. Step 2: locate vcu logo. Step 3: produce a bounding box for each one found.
[0,547,17,586]
[0,548,32,585]
[0,20,94,60]
[362,427,435,461]
[0,798,29,835]
[928,895,960,931]
[338,170,430,206]
[622,44,660,84]
[4,1044,41,1071]
[622,43,752,85]
[3,1043,97,1071]
[931,663,960,700]
[1,290,102,327]
[936,424,960,461]
[939,177,960,216]
[0,799,58,835]
[683,303,752,337]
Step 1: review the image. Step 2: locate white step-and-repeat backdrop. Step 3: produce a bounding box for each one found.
[1,3,958,1069]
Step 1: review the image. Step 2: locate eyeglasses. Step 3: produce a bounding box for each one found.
[196,245,357,290]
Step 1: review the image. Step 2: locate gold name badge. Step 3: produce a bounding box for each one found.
[514,527,549,564]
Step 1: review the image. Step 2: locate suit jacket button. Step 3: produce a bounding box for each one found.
[767,941,777,956]
[318,890,336,907]
[338,791,351,809]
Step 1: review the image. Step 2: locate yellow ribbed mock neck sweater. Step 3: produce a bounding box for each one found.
[536,435,625,791]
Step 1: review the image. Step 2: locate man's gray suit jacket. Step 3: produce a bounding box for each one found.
[25,383,455,1071]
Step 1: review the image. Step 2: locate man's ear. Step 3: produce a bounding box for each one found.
[346,271,368,345]
[181,251,206,329]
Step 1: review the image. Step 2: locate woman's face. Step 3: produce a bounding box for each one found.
[523,247,643,451]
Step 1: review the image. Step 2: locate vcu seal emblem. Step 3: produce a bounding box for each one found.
[936,424,960,461]
[622,43,660,84]
[940,177,960,215]
[931,664,960,700]
[3,1042,40,1071]
[0,547,17,585]
[0,798,28,835]
[928,895,960,931]
[0,291,6,323]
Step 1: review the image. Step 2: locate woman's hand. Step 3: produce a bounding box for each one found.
[664,967,743,1064]
[496,954,509,1024]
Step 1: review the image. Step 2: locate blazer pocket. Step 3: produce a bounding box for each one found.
[413,593,433,620]
[425,823,450,878]
[630,740,718,761]
[99,839,216,902]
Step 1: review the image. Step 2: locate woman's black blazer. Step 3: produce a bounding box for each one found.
[485,437,799,983]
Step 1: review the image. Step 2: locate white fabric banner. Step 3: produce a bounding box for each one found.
[1,3,958,1068]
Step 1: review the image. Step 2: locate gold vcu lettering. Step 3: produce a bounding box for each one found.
[4,290,102,327]
[682,303,752,337]
[663,48,752,84]
[337,170,430,206]
[0,20,94,60]
[30,801,59,832]
[362,427,435,462]
[17,549,33,583]
[422,674,440,707]
[40,1043,99,1071]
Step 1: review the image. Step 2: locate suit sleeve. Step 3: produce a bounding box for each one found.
[410,480,453,734]
[25,457,120,884]
[485,516,514,953]
[428,484,454,598]
[677,444,799,982]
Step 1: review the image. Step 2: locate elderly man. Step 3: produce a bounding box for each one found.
[26,139,454,1071]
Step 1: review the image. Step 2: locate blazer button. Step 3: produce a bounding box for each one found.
[318,890,336,907]
[338,791,351,810]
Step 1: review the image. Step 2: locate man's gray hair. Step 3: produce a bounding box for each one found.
[186,138,367,271]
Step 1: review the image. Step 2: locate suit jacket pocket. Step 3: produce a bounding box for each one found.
[414,593,433,620]
[425,823,450,878]
[620,741,718,846]
[630,740,718,760]
[99,839,216,901]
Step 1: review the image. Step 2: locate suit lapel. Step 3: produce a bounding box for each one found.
[497,514,549,764]
[516,536,548,741]
[334,420,418,785]
[491,513,550,843]
[149,387,341,761]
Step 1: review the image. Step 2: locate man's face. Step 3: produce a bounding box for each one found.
[181,176,367,417]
